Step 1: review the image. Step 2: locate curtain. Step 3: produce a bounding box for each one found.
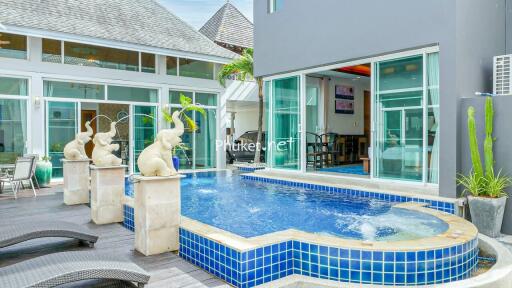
[428,53,440,183]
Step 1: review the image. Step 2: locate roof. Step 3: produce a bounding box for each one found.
[199,1,253,49]
[0,0,237,60]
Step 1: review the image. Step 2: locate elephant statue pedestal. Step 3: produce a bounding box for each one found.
[134,175,183,256]
[90,165,127,225]
[63,159,91,205]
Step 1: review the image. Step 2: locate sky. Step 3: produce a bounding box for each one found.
[158,0,253,30]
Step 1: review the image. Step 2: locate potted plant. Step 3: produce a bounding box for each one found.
[162,93,206,169]
[35,155,52,187]
[458,97,511,238]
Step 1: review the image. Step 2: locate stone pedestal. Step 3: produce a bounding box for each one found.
[63,159,90,205]
[134,175,182,256]
[90,165,127,225]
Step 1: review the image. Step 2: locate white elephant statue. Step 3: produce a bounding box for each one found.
[63,121,93,160]
[137,111,184,176]
[92,122,122,167]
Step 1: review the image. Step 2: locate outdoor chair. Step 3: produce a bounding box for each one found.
[0,220,99,249]
[0,157,36,199]
[0,251,150,288]
[23,154,40,189]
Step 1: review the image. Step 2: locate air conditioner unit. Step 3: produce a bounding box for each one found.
[494,54,512,96]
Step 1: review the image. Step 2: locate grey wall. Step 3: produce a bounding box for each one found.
[508,0,512,53]
[254,0,507,198]
[460,97,512,234]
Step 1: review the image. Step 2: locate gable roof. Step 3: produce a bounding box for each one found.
[0,0,237,60]
[199,1,253,49]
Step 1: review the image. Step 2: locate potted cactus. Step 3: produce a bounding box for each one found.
[35,155,53,187]
[458,97,511,238]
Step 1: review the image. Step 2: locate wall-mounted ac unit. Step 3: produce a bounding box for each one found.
[494,54,512,96]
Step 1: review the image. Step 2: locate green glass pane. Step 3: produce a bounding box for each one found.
[133,106,157,173]
[0,99,27,164]
[166,56,178,76]
[47,102,77,178]
[44,81,105,100]
[0,33,27,59]
[378,56,423,92]
[264,81,270,149]
[108,86,158,103]
[379,90,423,108]
[42,38,62,63]
[169,90,193,105]
[64,41,138,71]
[141,53,156,73]
[179,58,214,80]
[0,77,28,96]
[195,93,217,106]
[194,109,217,169]
[171,108,193,169]
[272,76,300,170]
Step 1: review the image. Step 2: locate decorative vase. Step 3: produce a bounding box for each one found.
[468,196,507,238]
[35,160,53,187]
[172,156,180,171]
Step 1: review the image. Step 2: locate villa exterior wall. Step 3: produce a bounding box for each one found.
[508,0,512,53]
[254,0,507,198]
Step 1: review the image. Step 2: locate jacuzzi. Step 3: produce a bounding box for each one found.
[123,171,478,287]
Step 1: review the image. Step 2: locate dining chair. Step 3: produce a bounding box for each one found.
[0,157,36,199]
[23,154,40,189]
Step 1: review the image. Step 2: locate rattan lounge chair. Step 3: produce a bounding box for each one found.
[0,251,150,288]
[0,221,98,249]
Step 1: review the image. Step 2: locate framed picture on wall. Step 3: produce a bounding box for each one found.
[335,85,354,114]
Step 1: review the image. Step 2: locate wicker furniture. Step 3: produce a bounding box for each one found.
[0,221,98,249]
[0,251,150,288]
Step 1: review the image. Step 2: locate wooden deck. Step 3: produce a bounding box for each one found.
[0,191,231,288]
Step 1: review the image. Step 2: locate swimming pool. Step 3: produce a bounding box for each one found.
[181,171,447,241]
[123,171,478,287]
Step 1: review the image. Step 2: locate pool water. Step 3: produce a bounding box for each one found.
[181,171,448,241]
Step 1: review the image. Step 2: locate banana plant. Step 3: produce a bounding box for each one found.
[162,93,206,132]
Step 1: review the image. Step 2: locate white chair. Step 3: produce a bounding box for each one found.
[0,157,36,199]
[23,154,40,189]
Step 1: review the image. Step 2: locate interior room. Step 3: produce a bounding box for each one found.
[305,64,372,177]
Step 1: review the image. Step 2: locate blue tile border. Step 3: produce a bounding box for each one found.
[237,166,267,173]
[240,175,456,214]
[179,228,478,287]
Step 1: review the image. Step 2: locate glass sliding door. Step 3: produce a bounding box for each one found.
[271,76,301,170]
[47,101,78,178]
[374,55,424,181]
[195,109,217,169]
[133,105,157,173]
[0,99,28,163]
[427,52,440,184]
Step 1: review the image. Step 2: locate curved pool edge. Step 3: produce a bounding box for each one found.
[179,204,479,287]
[181,202,477,252]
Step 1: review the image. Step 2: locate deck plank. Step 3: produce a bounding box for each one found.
[0,192,231,287]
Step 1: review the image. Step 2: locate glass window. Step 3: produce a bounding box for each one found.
[42,38,62,63]
[43,81,105,100]
[271,76,301,170]
[169,90,193,105]
[0,33,27,59]
[374,55,425,182]
[166,56,178,76]
[108,86,158,103]
[269,0,284,13]
[195,109,217,169]
[64,42,139,71]
[427,52,440,184]
[171,108,193,169]
[0,99,27,164]
[179,58,214,80]
[0,77,28,96]
[133,105,157,173]
[195,92,217,106]
[47,101,77,178]
[141,53,156,73]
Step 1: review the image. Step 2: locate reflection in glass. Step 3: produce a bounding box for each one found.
[108,86,158,103]
[179,58,214,80]
[42,38,62,63]
[133,106,157,173]
[0,99,27,164]
[44,81,105,100]
[64,42,139,71]
[48,102,77,178]
[0,33,27,59]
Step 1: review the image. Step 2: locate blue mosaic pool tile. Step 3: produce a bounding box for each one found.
[123,204,135,232]
[237,166,266,173]
[241,175,456,214]
[179,228,478,287]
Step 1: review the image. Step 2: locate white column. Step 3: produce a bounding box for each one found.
[90,165,127,225]
[63,160,90,205]
[134,175,182,256]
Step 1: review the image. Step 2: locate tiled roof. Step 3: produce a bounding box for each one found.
[0,0,237,60]
[199,2,253,49]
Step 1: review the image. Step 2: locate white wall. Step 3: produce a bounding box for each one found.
[230,108,265,140]
[325,77,370,135]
